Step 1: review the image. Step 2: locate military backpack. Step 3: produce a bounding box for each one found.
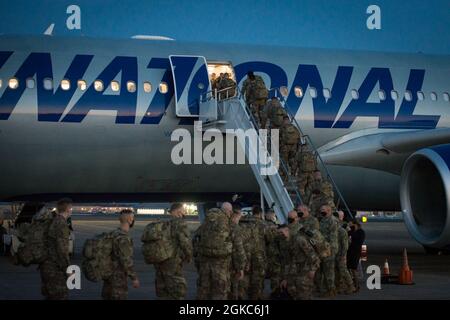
[82,231,115,282]
[253,76,269,100]
[300,227,331,259]
[15,209,55,266]
[141,221,175,264]
[197,208,232,258]
[283,125,301,145]
[271,106,287,127]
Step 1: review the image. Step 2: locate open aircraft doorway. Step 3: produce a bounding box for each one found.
[207,61,237,100]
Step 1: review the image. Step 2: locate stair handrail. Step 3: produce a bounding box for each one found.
[234,87,304,206]
[268,87,354,220]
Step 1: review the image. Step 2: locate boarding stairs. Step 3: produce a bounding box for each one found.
[196,86,353,222]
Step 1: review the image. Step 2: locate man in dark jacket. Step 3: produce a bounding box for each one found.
[347,221,365,292]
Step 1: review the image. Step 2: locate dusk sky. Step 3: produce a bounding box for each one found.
[0,0,449,54]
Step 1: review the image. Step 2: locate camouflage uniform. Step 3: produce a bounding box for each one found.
[239,216,267,300]
[335,223,355,294]
[154,217,193,300]
[217,77,237,100]
[102,228,137,300]
[299,215,320,232]
[280,122,301,175]
[265,99,287,129]
[264,220,287,297]
[308,179,336,217]
[229,222,247,300]
[317,215,339,296]
[39,215,70,300]
[296,149,317,198]
[285,223,321,300]
[242,75,268,127]
[194,209,246,300]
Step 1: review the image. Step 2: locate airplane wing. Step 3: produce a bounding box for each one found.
[317,127,450,174]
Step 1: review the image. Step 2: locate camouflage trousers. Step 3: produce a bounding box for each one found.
[349,268,361,291]
[241,259,266,300]
[154,256,187,300]
[229,271,246,300]
[297,171,315,198]
[267,263,283,295]
[197,257,230,300]
[280,144,298,175]
[317,256,336,295]
[335,255,355,294]
[102,270,128,300]
[39,260,68,300]
[249,99,267,128]
[287,265,315,300]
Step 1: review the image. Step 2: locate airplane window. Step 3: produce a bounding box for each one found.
[294,86,303,98]
[309,87,317,98]
[9,78,19,89]
[351,89,359,100]
[94,80,104,92]
[77,80,87,91]
[159,82,168,94]
[127,81,136,93]
[323,88,332,99]
[391,90,398,100]
[405,91,413,102]
[444,92,450,102]
[143,82,152,93]
[279,86,288,97]
[111,81,120,92]
[430,92,438,101]
[61,79,70,91]
[43,78,53,90]
[378,90,386,101]
[0,79,2,88]
[26,78,35,89]
[417,91,425,101]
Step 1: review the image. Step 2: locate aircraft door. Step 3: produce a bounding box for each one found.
[169,55,211,117]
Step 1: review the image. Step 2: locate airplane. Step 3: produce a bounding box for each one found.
[0,34,449,252]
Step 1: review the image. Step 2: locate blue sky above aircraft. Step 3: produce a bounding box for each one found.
[0,0,449,54]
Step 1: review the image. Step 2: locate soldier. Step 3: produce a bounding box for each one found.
[263,209,287,298]
[241,71,268,127]
[0,211,7,256]
[239,205,267,300]
[194,202,245,300]
[264,96,286,130]
[307,170,336,217]
[280,210,321,300]
[297,204,320,232]
[229,204,247,300]
[211,73,217,91]
[334,211,355,295]
[102,209,140,300]
[280,116,301,176]
[317,205,339,298]
[153,203,192,300]
[296,145,317,199]
[39,198,72,300]
[218,73,237,100]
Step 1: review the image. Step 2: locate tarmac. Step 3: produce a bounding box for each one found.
[1,215,449,300]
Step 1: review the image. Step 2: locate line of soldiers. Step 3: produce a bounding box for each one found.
[211,72,237,100]
[35,198,357,300]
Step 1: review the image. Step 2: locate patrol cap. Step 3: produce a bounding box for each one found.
[120,208,134,215]
[168,203,183,213]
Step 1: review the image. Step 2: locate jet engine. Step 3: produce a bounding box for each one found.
[400,144,450,250]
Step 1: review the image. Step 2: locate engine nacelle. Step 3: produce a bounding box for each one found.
[400,144,450,249]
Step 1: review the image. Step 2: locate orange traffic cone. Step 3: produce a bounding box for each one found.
[398,248,414,285]
[383,258,390,276]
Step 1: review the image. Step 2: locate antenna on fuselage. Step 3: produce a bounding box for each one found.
[44,23,55,36]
